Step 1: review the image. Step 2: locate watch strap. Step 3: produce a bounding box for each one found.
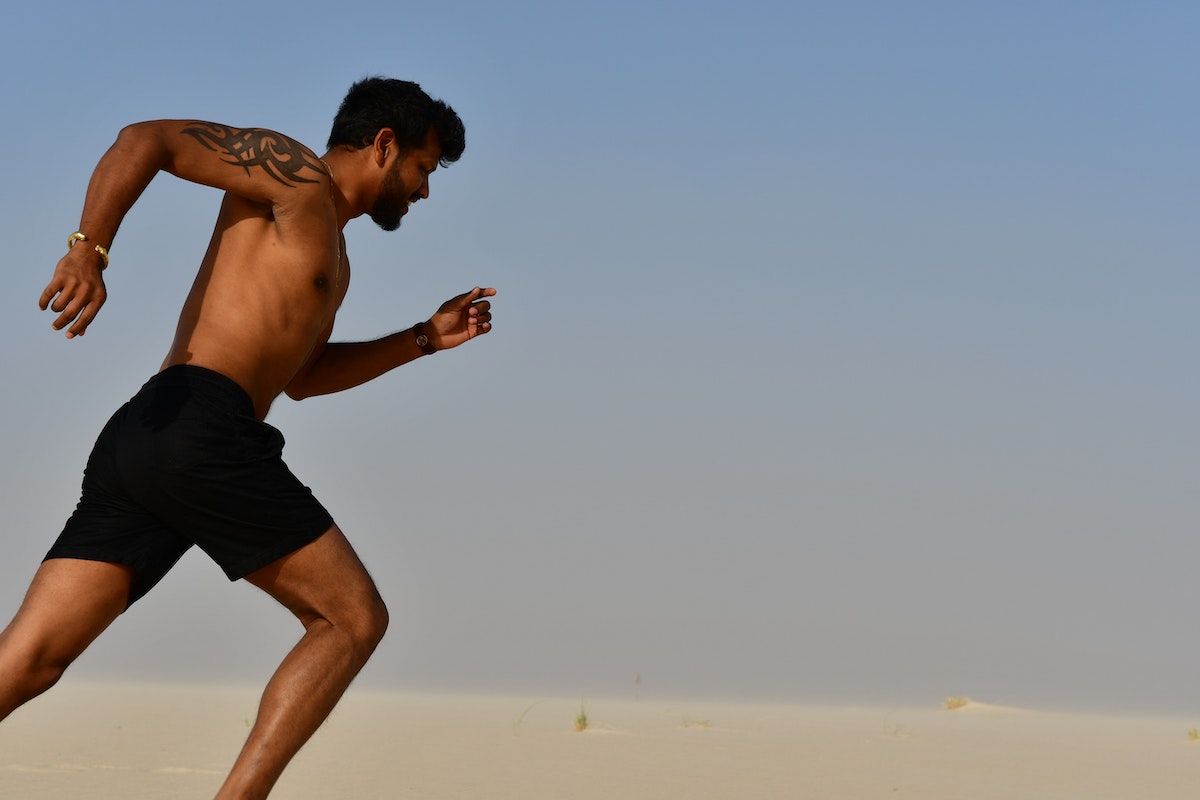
[414,322,437,355]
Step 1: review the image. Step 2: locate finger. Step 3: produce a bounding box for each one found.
[51,291,96,332]
[67,303,102,338]
[52,304,84,332]
[45,278,78,312]
[49,279,92,313]
[444,286,481,311]
[38,282,61,311]
[463,286,495,303]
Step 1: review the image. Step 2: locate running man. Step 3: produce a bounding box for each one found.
[0,76,494,799]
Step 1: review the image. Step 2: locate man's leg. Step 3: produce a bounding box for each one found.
[0,558,133,720]
[215,526,389,800]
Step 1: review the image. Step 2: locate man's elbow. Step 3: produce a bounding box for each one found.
[112,121,175,172]
[115,121,152,142]
[284,380,312,402]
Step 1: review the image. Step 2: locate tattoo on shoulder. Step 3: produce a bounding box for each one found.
[181,123,324,187]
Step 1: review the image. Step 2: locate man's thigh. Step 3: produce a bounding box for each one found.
[0,558,133,665]
[242,527,384,627]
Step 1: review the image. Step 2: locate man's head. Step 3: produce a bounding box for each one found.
[327,77,465,166]
[368,125,441,231]
[328,77,465,231]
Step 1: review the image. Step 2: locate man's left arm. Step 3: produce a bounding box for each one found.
[285,286,495,400]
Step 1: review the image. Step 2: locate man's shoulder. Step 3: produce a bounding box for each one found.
[180,122,325,188]
[161,120,329,214]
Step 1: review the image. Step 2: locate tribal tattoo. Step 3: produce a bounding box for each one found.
[181,123,325,187]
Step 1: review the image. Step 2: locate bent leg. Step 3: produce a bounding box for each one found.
[0,558,133,720]
[216,527,388,800]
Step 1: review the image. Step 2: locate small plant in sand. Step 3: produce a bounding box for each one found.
[944,696,971,711]
[573,701,589,732]
[1188,727,1199,742]
[512,701,543,737]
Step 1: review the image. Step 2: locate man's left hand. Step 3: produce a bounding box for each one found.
[427,286,495,351]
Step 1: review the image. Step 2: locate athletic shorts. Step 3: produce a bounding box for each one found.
[46,364,335,607]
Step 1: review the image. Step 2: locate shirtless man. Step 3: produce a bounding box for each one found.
[0,77,493,799]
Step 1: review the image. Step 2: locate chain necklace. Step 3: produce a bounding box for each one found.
[319,157,343,292]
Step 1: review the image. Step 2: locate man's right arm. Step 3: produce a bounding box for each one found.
[39,120,327,338]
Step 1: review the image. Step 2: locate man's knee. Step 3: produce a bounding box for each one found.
[16,649,71,697]
[293,583,388,662]
[246,527,389,654]
[0,631,74,714]
[0,559,130,713]
[342,591,389,657]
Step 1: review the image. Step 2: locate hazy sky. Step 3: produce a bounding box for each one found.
[1,1,1196,714]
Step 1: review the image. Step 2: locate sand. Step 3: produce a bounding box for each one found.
[1,683,1198,799]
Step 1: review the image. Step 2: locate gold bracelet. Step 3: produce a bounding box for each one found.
[67,231,109,270]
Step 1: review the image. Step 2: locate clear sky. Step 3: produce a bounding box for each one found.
[1,0,1196,714]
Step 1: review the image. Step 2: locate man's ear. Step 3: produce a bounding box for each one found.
[372,128,397,167]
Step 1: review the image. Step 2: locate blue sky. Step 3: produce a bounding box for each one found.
[1,1,1197,713]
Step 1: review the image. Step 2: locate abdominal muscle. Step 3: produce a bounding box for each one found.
[161,194,344,419]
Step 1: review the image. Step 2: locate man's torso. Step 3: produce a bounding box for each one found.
[161,189,348,418]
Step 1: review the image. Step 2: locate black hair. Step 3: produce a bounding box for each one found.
[327,76,465,166]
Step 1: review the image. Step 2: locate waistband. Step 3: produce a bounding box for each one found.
[142,364,256,418]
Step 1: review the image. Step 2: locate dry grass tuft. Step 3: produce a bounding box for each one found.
[573,701,589,732]
[944,696,971,711]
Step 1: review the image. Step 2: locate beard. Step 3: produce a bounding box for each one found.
[370,162,408,231]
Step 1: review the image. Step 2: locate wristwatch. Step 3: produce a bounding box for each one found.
[414,322,437,355]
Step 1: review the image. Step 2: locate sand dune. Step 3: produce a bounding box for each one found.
[2,682,1198,799]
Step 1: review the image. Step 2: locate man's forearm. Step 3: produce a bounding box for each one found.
[77,124,173,250]
[285,329,429,400]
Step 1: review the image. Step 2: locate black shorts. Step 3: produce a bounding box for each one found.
[46,365,334,607]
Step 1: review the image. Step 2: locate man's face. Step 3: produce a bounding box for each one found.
[371,126,442,232]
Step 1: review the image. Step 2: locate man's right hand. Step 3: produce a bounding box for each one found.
[39,248,108,339]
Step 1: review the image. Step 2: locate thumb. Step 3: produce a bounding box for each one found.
[445,286,480,309]
[447,286,494,310]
